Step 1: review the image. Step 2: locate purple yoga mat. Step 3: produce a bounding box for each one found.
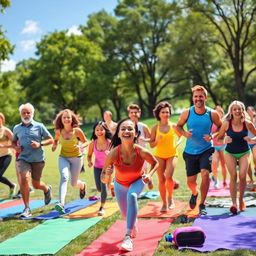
[179,215,256,252]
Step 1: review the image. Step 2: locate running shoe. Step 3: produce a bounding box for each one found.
[120,235,133,252]
[9,183,17,199]
[199,203,207,215]
[44,185,52,205]
[80,182,86,199]
[189,193,198,209]
[55,203,66,215]
[98,206,105,216]
[20,207,32,218]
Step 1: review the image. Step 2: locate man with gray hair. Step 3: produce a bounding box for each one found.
[12,103,53,217]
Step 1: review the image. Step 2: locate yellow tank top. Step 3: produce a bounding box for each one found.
[0,129,11,157]
[59,132,81,157]
[155,123,178,158]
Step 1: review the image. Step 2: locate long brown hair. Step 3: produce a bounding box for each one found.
[53,109,80,130]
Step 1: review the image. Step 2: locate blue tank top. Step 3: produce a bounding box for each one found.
[225,121,249,154]
[184,106,213,155]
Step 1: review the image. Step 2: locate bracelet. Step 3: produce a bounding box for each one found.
[40,143,44,147]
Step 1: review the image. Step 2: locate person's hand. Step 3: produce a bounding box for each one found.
[52,144,57,152]
[88,161,93,168]
[31,140,40,148]
[203,134,212,142]
[244,136,255,144]
[183,129,193,138]
[142,173,151,184]
[224,136,232,144]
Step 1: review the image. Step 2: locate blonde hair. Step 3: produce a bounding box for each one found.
[223,100,250,122]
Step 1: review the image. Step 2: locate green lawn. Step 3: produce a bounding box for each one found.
[0,117,255,256]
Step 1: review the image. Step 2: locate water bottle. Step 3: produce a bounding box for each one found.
[165,233,173,242]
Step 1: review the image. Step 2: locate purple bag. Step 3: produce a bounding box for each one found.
[173,226,206,246]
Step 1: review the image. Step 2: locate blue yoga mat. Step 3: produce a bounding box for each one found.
[0,199,57,218]
[22,199,99,220]
[179,214,256,252]
[207,207,256,217]
[139,191,160,199]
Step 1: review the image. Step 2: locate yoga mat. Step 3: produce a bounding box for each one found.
[0,199,31,210]
[183,200,200,218]
[207,207,256,217]
[138,201,187,218]
[207,195,256,208]
[179,215,256,252]
[65,201,119,219]
[0,217,101,255]
[207,180,230,197]
[0,199,57,218]
[77,219,172,256]
[0,199,12,204]
[139,191,160,199]
[22,199,98,220]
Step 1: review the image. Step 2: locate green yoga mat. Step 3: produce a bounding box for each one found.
[0,217,101,255]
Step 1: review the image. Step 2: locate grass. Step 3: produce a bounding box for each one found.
[1,117,256,256]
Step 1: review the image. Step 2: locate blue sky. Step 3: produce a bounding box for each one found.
[1,0,118,72]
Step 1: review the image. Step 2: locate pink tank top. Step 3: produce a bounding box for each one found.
[93,139,109,169]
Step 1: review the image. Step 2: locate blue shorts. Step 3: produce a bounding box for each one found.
[214,145,225,152]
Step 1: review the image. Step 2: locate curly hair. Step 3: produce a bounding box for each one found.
[153,101,172,121]
[53,109,80,130]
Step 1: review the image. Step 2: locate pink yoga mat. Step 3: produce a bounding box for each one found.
[76,219,172,256]
[207,181,230,197]
[138,200,187,218]
[0,199,33,210]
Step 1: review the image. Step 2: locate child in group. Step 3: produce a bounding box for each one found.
[87,121,112,216]
[52,109,88,214]
[101,118,158,252]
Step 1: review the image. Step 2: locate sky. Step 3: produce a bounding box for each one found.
[0,0,118,72]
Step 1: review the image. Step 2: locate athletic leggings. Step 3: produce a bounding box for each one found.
[58,156,83,204]
[94,167,107,204]
[0,154,13,188]
[114,178,145,235]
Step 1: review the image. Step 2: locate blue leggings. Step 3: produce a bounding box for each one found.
[114,178,145,235]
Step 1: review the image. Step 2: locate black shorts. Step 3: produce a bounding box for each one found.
[183,147,214,177]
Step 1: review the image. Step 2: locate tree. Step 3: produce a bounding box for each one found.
[18,31,104,113]
[185,0,256,103]
[0,0,14,61]
[114,0,184,116]
[82,11,132,120]
[0,70,24,125]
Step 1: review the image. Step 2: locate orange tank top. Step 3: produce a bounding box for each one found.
[114,145,145,187]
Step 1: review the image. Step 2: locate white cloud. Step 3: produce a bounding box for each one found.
[20,39,37,51]
[0,59,16,73]
[21,20,41,35]
[66,25,82,36]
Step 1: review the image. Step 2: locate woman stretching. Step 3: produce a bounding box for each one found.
[101,118,158,252]
[52,109,88,214]
[217,101,256,214]
[87,121,112,216]
[150,101,182,212]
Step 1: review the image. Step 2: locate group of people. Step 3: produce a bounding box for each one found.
[1,85,256,252]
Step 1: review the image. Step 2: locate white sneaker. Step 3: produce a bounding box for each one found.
[20,207,32,218]
[120,235,133,252]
